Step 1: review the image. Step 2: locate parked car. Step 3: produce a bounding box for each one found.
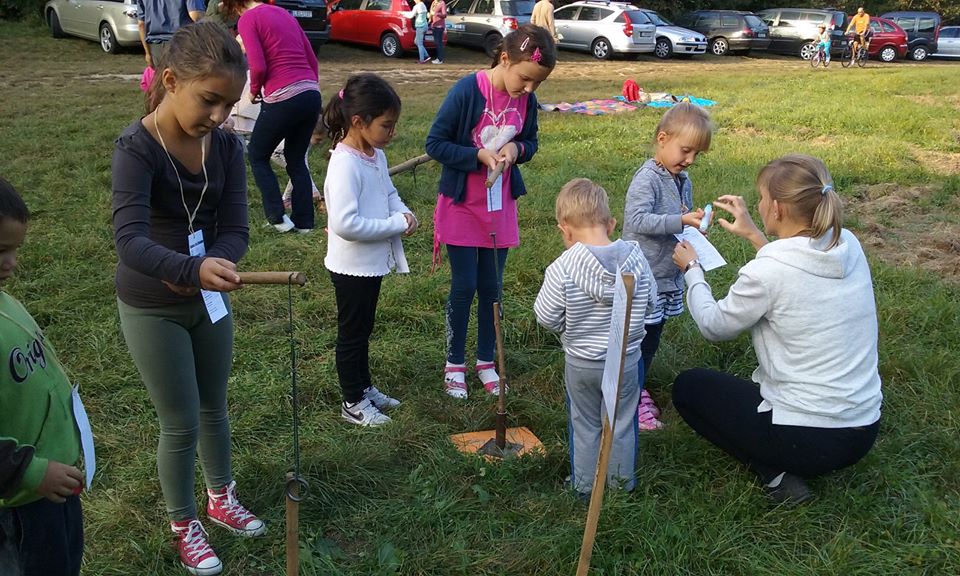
[880,11,941,61]
[444,0,533,57]
[755,8,847,59]
[862,17,908,62]
[674,10,769,56]
[552,1,655,60]
[327,0,440,57]
[931,25,960,57]
[628,8,706,59]
[274,0,329,46]
[44,0,140,54]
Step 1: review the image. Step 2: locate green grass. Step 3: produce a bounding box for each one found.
[3,18,960,575]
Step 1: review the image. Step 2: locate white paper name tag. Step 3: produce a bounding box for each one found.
[188,229,229,324]
[486,172,503,213]
[71,385,95,490]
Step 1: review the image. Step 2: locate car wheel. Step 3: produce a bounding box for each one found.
[380,32,401,58]
[654,37,673,59]
[799,41,816,60]
[591,37,612,60]
[483,33,502,59]
[48,10,65,38]
[880,46,897,62]
[911,45,927,61]
[100,22,119,54]
[709,37,728,56]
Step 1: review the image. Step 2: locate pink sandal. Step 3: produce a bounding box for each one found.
[475,362,503,395]
[638,401,664,431]
[444,365,467,399]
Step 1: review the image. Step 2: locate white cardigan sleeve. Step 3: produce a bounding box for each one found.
[325,154,408,242]
[685,263,770,342]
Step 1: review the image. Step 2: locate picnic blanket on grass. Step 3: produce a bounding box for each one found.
[541,94,716,115]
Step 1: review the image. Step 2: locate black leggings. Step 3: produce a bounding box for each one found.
[672,368,879,483]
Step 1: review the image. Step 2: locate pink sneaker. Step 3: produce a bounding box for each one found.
[640,389,660,418]
[206,481,266,537]
[638,402,664,431]
[171,519,222,576]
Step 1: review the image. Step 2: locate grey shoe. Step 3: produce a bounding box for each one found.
[764,473,813,506]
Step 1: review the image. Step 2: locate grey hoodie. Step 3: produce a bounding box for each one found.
[535,240,657,362]
[623,158,694,295]
[685,229,883,428]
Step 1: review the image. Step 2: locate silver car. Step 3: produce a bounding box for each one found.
[932,26,960,58]
[553,1,655,60]
[630,8,706,59]
[44,0,141,54]
[444,0,535,58]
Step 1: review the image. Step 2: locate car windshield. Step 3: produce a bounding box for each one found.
[501,0,534,15]
[744,14,764,28]
[644,11,672,26]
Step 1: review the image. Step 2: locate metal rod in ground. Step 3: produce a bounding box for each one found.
[493,301,507,450]
[387,153,431,176]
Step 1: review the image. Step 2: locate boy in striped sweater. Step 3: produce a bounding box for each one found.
[534,178,656,496]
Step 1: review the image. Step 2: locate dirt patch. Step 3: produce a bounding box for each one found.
[897,94,960,111]
[911,147,960,176]
[847,183,960,281]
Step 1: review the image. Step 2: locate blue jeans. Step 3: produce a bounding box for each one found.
[248,89,321,230]
[445,245,508,365]
[415,27,429,61]
[0,495,83,576]
[432,26,445,61]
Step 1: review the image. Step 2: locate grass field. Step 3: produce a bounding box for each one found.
[2,18,960,576]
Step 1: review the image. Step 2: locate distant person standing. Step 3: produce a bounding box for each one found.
[137,0,205,69]
[429,0,447,64]
[530,0,556,40]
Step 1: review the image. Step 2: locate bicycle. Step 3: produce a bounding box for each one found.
[810,43,830,68]
[841,33,868,68]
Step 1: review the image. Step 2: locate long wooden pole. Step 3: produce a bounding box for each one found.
[575,273,635,576]
[387,153,431,176]
[493,301,507,449]
[238,271,306,286]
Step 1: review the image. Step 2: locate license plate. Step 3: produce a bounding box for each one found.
[757,33,766,37]
[291,10,311,17]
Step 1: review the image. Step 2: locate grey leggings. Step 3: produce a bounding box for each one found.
[118,298,234,521]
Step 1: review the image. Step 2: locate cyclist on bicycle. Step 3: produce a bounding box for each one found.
[846,7,871,56]
[816,23,832,64]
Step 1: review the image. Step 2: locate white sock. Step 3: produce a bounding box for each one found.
[475,361,499,385]
[444,362,466,383]
[766,472,786,488]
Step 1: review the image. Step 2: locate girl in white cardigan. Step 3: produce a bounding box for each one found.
[671,154,882,506]
[321,74,419,427]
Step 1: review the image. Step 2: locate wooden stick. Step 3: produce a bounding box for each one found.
[575,273,635,576]
[238,272,307,286]
[387,153,431,176]
[485,162,505,188]
[285,472,299,576]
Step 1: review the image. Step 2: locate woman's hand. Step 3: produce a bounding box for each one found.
[713,195,768,250]
[681,207,705,229]
[403,212,419,236]
[249,92,262,104]
[673,240,700,271]
[199,257,243,292]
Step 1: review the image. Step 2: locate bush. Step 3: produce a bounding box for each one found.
[0,0,45,20]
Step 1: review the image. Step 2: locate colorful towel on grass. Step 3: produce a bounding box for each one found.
[542,95,716,115]
[539,99,639,115]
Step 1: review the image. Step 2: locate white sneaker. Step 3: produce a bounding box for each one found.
[271,214,294,233]
[293,228,314,235]
[363,385,400,410]
[341,399,391,427]
[432,59,443,64]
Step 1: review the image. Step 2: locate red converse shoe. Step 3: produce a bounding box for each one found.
[171,519,222,576]
[206,481,266,537]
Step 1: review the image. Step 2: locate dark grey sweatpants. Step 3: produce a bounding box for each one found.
[118,297,234,521]
[565,352,642,494]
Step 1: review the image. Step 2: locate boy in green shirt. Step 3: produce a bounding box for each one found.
[0,177,85,575]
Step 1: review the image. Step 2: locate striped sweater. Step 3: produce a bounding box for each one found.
[534,240,657,362]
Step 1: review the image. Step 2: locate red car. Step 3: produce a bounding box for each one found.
[328,0,444,58]
[864,17,909,62]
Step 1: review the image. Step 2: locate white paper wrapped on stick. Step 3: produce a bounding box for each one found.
[674,226,726,271]
[600,269,631,424]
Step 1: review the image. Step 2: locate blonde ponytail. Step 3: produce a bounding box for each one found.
[757,154,842,249]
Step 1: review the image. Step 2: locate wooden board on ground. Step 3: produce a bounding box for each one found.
[449,427,544,459]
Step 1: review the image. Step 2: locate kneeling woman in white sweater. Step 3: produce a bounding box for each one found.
[671,154,882,506]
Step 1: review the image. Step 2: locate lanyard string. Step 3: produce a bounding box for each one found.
[154,112,209,235]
